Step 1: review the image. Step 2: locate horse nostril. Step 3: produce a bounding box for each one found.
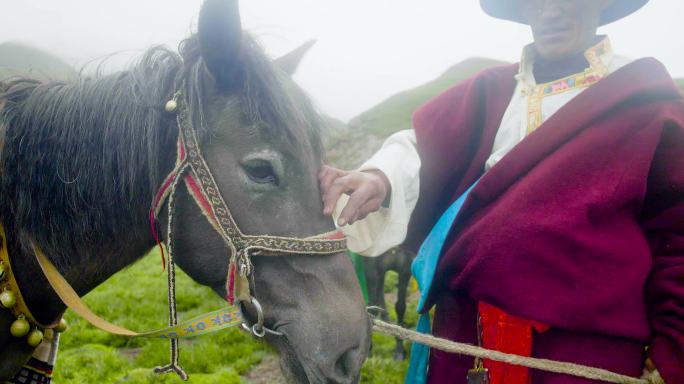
[333,344,364,382]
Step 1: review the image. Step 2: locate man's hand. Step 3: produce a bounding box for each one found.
[319,165,391,226]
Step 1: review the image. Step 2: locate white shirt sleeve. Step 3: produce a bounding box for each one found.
[334,129,420,256]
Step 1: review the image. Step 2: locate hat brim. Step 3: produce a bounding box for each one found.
[480,0,649,26]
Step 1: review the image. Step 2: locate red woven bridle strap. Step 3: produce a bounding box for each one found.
[150,91,347,305]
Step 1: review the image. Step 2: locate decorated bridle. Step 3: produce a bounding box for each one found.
[147,89,347,377]
[153,89,347,306]
[24,88,347,381]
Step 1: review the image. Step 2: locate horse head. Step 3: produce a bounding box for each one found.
[166,1,371,382]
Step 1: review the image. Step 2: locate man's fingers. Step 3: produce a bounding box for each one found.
[320,171,341,195]
[319,166,347,196]
[320,168,389,224]
[354,198,384,222]
[322,174,357,216]
[346,197,384,225]
[337,185,374,226]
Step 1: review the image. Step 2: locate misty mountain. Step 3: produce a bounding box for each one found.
[325,58,507,168]
[0,42,76,81]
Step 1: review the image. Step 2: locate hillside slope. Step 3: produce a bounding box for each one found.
[350,57,508,138]
[326,58,506,168]
[326,60,684,169]
[0,41,76,81]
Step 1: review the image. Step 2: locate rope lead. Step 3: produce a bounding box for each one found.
[372,319,660,384]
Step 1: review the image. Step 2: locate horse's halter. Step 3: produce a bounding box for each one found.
[149,89,347,378]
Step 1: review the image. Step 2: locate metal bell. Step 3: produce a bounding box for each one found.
[10,317,30,337]
[0,290,16,308]
[55,318,68,333]
[165,99,178,113]
[26,328,43,347]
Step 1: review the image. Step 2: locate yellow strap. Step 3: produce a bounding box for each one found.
[0,224,51,327]
[32,243,243,338]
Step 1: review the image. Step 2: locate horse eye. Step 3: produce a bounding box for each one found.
[243,161,279,186]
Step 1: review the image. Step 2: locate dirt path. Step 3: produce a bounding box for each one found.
[241,355,286,384]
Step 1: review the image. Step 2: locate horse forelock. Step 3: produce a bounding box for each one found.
[181,34,324,157]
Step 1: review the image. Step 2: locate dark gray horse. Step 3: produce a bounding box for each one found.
[363,246,415,361]
[0,1,370,382]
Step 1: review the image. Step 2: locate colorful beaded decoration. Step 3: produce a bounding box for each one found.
[526,38,611,133]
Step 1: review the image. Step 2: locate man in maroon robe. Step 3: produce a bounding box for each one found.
[320,0,684,383]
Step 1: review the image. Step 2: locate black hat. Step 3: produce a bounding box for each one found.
[480,0,649,26]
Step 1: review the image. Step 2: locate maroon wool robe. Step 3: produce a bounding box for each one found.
[406,58,684,383]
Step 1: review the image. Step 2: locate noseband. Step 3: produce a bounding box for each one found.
[29,89,347,381]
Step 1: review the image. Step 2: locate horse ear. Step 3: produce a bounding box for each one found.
[275,40,317,76]
[198,0,243,88]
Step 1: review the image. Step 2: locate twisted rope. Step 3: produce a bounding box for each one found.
[153,163,189,381]
[372,319,664,384]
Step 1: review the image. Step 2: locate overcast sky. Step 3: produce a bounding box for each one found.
[1,1,682,121]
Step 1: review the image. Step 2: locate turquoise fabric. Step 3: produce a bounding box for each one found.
[405,182,477,384]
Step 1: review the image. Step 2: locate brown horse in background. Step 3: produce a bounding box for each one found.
[363,246,415,361]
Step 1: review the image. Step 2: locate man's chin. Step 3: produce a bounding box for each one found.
[534,42,582,61]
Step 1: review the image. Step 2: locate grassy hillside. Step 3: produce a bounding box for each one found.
[325,58,506,168]
[320,114,348,135]
[54,249,268,384]
[0,41,76,81]
[349,57,508,138]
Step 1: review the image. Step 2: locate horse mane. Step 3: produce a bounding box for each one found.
[0,33,323,268]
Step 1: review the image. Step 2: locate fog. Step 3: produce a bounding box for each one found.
[1,0,681,121]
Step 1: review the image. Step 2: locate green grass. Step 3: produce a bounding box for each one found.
[53,249,418,383]
[361,275,419,384]
[54,249,269,383]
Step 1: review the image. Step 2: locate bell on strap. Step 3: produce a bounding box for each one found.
[468,311,491,384]
[467,367,491,384]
